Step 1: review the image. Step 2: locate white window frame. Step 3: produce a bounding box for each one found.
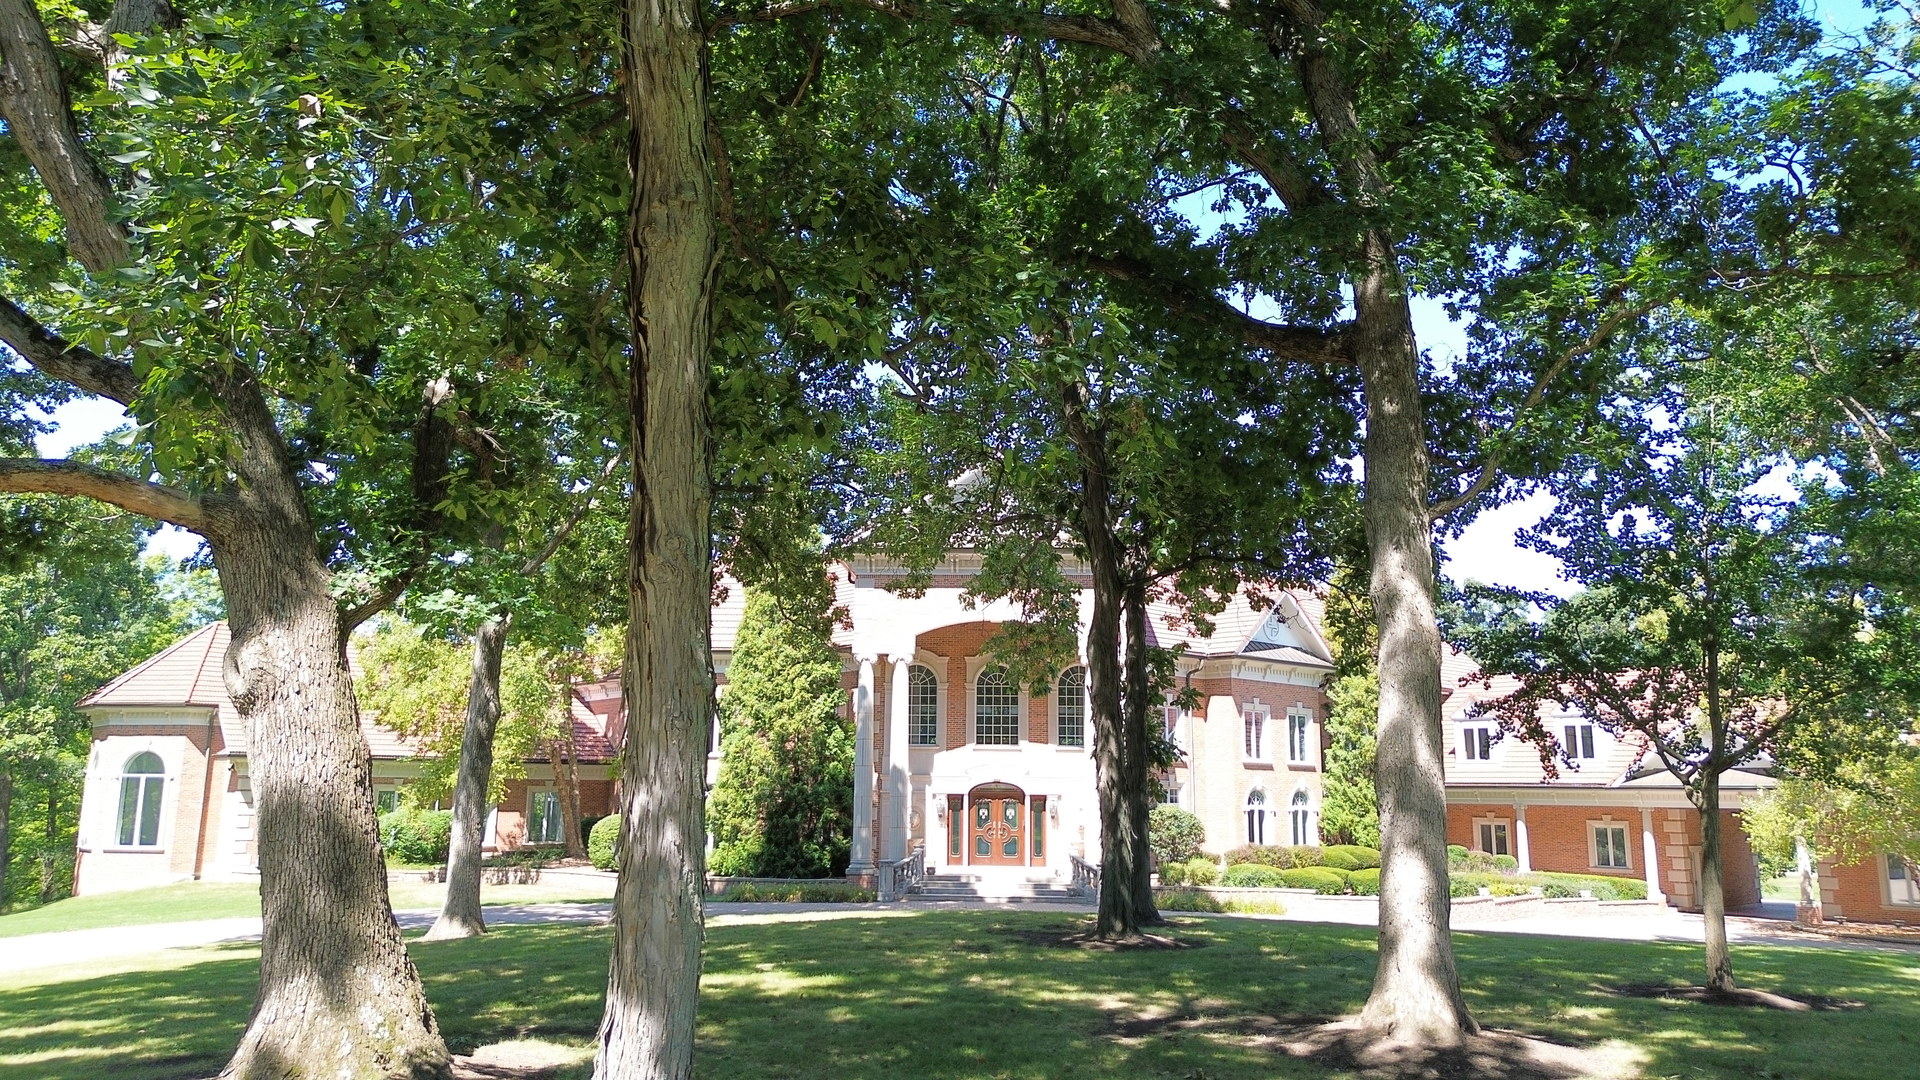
[1461,725,1493,761]
[1055,666,1087,749]
[908,664,942,747]
[1472,815,1511,857]
[1286,709,1312,764]
[1289,789,1315,846]
[1564,722,1596,760]
[1245,788,1269,845]
[1160,785,1182,807]
[974,667,1020,746]
[115,751,167,849]
[1243,701,1270,763]
[527,788,565,845]
[374,787,401,815]
[1590,819,1631,870]
[1888,855,1920,906]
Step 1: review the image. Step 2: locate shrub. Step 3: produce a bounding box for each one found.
[1448,872,1531,898]
[484,847,551,869]
[1348,867,1382,895]
[1453,850,1499,873]
[578,815,606,852]
[1526,872,1648,901]
[1286,845,1326,868]
[709,881,874,903]
[1159,860,1189,886]
[1279,866,1351,894]
[1492,854,1519,872]
[1185,857,1220,886]
[1222,863,1288,888]
[1154,887,1227,913]
[707,837,761,877]
[1224,896,1289,915]
[1223,845,1324,869]
[1148,805,1207,865]
[1446,844,1469,866]
[379,808,452,865]
[588,815,620,871]
[1321,845,1381,871]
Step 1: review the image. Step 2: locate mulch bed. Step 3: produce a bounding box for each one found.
[1779,921,1920,948]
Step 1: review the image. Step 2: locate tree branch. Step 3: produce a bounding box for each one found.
[1083,255,1353,366]
[0,457,214,534]
[519,451,627,577]
[0,293,141,404]
[0,0,129,271]
[1427,292,1656,521]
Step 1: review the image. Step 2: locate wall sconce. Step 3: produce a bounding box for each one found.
[935,800,947,824]
[1048,801,1060,824]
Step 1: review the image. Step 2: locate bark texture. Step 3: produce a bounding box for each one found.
[552,731,587,860]
[592,0,716,1072]
[1350,239,1477,1045]
[1698,771,1734,994]
[213,375,449,1080]
[425,615,510,942]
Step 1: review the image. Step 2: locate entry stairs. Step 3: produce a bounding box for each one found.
[905,866,1085,905]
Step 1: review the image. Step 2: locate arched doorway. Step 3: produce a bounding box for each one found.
[966,782,1028,866]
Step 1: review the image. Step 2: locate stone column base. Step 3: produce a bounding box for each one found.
[1795,901,1825,926]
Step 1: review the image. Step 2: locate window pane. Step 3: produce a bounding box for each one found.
[1581,727,1595,758]
[909,666,941,746]
[137,776,163,847]
[118,777,140,846]
[1055,668,1086,748]
[975,669,1019,745]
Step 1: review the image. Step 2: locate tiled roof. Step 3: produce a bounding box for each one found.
[1146,587,1334,667]
[80,623,617,763]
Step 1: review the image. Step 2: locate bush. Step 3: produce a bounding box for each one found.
[1527,872,1648,901]
[483,847,551,869]
[1159,860,1188,886]
[1348,867,1381,895]
[1448,872,1532,898]
[588,815,620,871]
[1154,886,1227,913]
[579,815,606,852]
[1185,857,1220,886]
[1223,844,1324,869]
[1222,863,1288,888]
[1454,849,1499,873]
[379,808,452,865]
[707,837,761,877]
[1279,866,1351,894]
[1148,805,1208,866]
[1492,854,1519,872]
[1321,845,1381,871]
[1447,844,1469,865]
[709,881,874,903]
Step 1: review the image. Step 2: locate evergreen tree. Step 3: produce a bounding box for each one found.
[708,578,853,879]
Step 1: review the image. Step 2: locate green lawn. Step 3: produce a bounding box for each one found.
[0,883,262,939]
[3,911,1916,1079]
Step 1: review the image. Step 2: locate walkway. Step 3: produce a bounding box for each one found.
[4,894,1909,979]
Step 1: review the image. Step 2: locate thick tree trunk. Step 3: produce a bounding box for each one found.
[424,615,510,942]
[592,0,715,1072]
[215,513,449,1079]
[1118,581,1161,922]
[1060,380,1157,938]
[1700,772,1735,994]
[1351,236,1477,1046]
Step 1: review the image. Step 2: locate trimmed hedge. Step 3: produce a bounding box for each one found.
[1448,870,1648,901]
[1449,872,1533,898]
[1321,845,1381,871]
[709,881,874,903]
[1348,867,1381,895]
[588,815,620,871]
[1159,860,1189,886]
[1278,866,1351,894]
[1185,857,1220,886]
[379,808,452,865]
[1222,863,1288,888]
[1224,844,1325,869]
[1448,849,1500,873]
[1492,854,1519,872]
[1148,805,1208,865]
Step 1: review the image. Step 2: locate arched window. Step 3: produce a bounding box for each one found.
[1245,788,1268,845]
[1289,789,1314,846]
[908,665,940,746]
[117,751,165,848]
[975,667,1019,745]
[1055,667,1087,748]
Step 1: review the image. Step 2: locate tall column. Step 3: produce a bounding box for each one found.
[882,656,912,862]
[1513,803,1531,874]
[1640,807,1665,904]
[848,656,876,877]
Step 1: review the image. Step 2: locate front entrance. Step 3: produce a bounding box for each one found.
[970,784,1025,865]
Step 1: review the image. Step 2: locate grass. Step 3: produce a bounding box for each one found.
[0,875,619,939]
[2,911,1917,1079]
[0,883,261,939]
[1763,875,1801,902]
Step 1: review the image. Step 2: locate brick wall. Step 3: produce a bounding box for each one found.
[1820,853,1920,924]
[1175,678,1328,854]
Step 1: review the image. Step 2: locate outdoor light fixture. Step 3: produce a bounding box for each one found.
[1049,801,1060,823]
[935,800,946,824]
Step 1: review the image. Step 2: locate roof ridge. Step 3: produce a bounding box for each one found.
[78,621,225,708]
[183,622,224,704]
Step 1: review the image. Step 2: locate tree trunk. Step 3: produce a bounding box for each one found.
[1119,580,1161,923]
[214,510,450,1079]
[39,778,59,903]
[0,771,12,905]
[1060,379,1157,938]
[1351,234,1478,1045]
[592,0,715,1072]
[424,614,510,942]
[554,727,587,860]
[1699,771,1735,994]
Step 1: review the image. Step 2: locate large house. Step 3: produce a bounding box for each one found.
[71,559,1919,923]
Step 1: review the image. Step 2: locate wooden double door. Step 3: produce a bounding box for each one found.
[951,784,1046,866]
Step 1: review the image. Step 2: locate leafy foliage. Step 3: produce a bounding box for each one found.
[1146,805,1206,866]
[587,814,620,872]
[708,579,854,879]
[379,809,453,866]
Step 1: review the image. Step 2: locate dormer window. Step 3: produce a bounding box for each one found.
[1564,723,1596,760]
[1461,726,1492,761]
